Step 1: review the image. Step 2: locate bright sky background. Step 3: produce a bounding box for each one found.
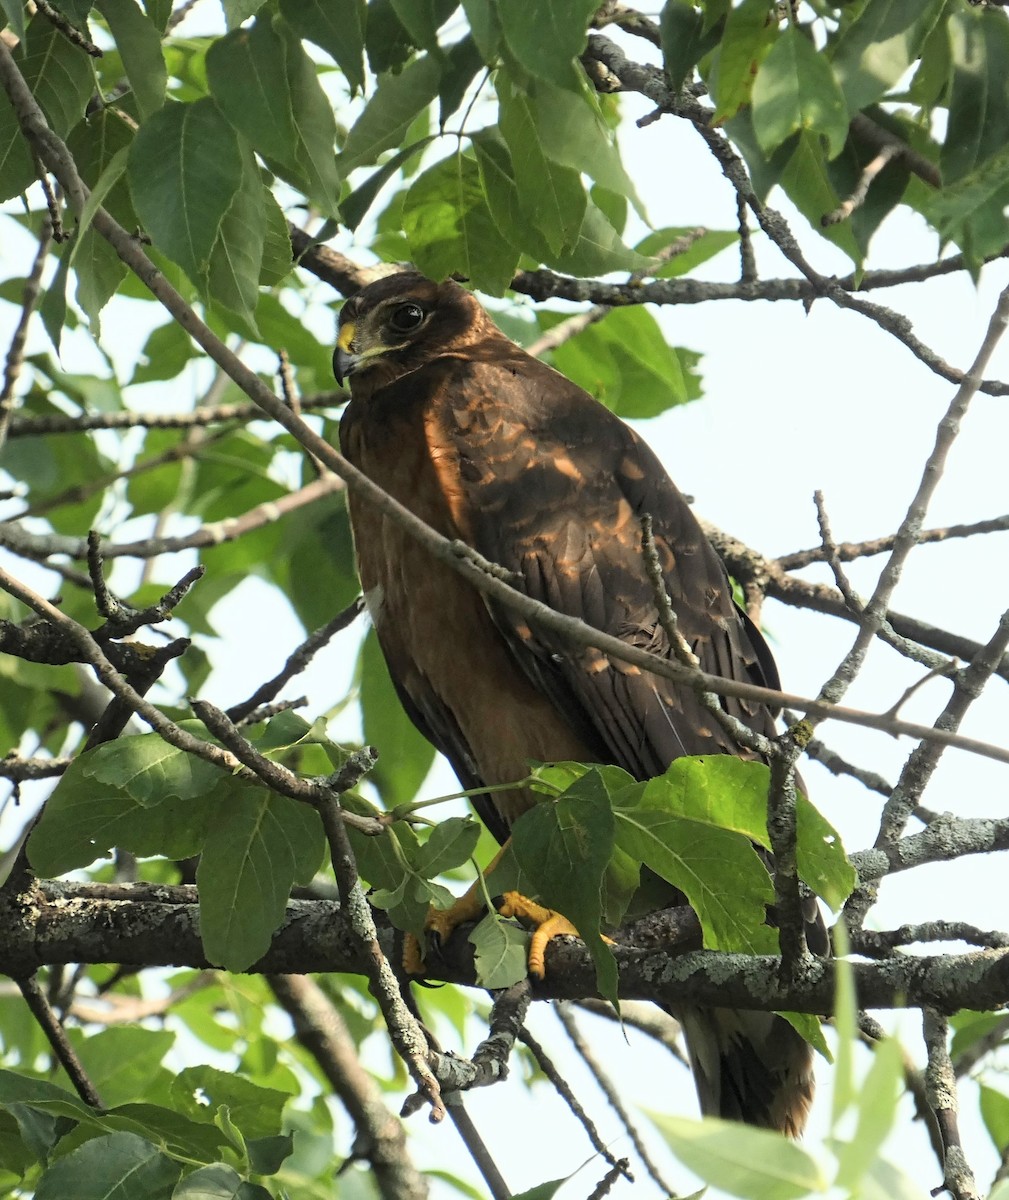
[2,11,1009,1199]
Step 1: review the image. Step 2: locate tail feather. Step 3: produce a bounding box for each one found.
[673,1006,816,1138]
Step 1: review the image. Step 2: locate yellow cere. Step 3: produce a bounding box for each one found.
[337,321,356,352]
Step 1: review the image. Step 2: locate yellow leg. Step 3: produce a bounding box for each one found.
[402,842,612,979]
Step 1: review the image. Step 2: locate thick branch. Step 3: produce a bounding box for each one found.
[6,885,1009,1015]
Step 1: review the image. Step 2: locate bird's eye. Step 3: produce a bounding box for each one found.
[389,302,425,333]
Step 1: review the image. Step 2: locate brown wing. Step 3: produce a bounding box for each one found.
[426,345,781,781]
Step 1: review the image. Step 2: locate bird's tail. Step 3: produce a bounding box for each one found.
[673,1006,815,1137]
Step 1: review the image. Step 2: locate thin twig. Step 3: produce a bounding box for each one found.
[922,1008,981,1200]
[0,219,51,451]
[556,1002,671,1192]
[18,975,104,1108]
[518,1026,627,1177]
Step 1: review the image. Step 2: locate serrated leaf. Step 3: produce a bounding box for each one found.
[496,0,597,84]
[34,1131,180,1200]
[206,16,340,213]
[339,53,442,172]
[511,768,618,1005]
[830,0,947,113]
[128,98,244,293]
[498,75,586,255]
[752,26,849,160]
[95,0,167,119]
[650,1112,826,1199]
[278,0,365,93]
[196,779,325,971]
[469,914,529,989]
[403,151,518,295]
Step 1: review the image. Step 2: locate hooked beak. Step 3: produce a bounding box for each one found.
[333,321,359,387]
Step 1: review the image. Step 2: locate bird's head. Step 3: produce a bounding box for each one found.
[334,272,487,390]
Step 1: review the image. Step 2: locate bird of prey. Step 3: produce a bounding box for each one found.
[335,271,822,1136]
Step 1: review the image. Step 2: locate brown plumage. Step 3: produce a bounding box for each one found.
[336,272,822,1136]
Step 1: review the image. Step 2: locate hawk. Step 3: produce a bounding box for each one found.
[335,271,822,1136]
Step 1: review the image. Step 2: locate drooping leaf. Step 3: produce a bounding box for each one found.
[497,74,586,255]
[95,0,167,119]
[128,98,244,294]
[414,816,482,878]
[710,0,778,123]
[196,779,325,971]
[172,1163,274,1200]
[338,53,443,172]
[830,0,947,113]
[278,0,366,92]
[832,1034,905,1190]
[660,0,711,94]
[941,6,1009,185]
[495,0,598,85]
[752,26,849,160]
[511,767,618,1005]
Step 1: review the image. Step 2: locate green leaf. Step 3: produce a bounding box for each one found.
[710,0,777,123]
[778,130,861,265]
[981,1085,1009,1154]
[469,914,529,989]
[246,1132,295,1176]
[547,199,653,276]
[197,779,325,971]
[95,0,167,119]
[941,7,1009,185]
[511,767,618,1005]
[259,188,293,285]
[34,1131,180,1200]
[439,34,484,125]
[472,126,552,262]
[0,18,93,201]
[1,0,26,42]
[357,627,436,810]
[415,817,482,877]
[830,0,947,113]
[390,0,447,52]
[636,226,737,277]
[832,1035,904,1189]
[546,306,689,417]
[278,0,365,93]
[206,16,340,213]
[170,1066,291,1140]
[830,923,857,1129]
[752,26,849,160]
[207,137,266,330]
[649,1112,827,1200]
[403,150,519,296]
[660,0,710,93]
[172,1163,273,1199]
[71,1027,175,1108]
[461,0,500,60]
[128,98,244,294]
[615,805,775,953]
[925,141,1009,262]
[339,136,435,231]
[81,734,224,807]
[27,752,218,875]
[497,74,586,255]
[131,319,196,383]
[512,1179,569,1200]
[338,53,442,172]
[496,0,598,84]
